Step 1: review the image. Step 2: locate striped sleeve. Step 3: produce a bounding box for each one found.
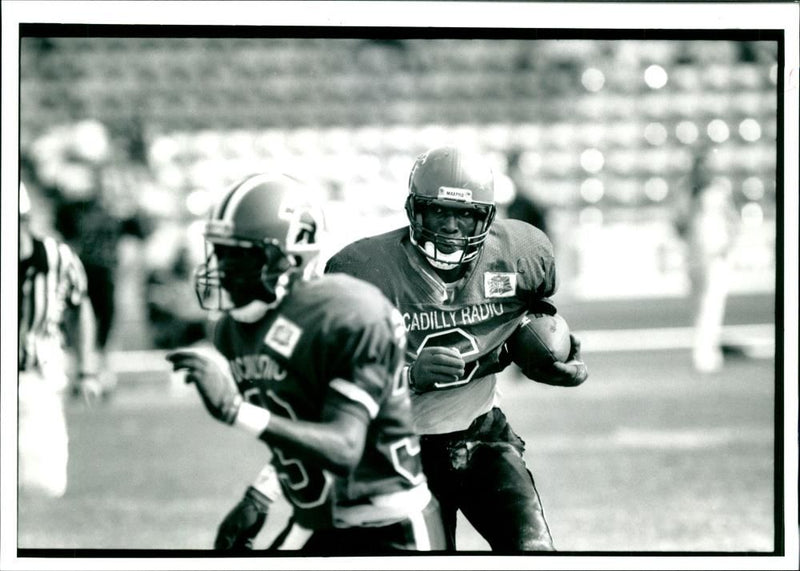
[329,377,380,419]
[52,239,88,307]
[20,237,89,370]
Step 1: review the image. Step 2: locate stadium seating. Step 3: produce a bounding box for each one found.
[19,36,778,304]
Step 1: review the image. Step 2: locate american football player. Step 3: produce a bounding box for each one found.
[167,173,445,553]
[325,145,588,551]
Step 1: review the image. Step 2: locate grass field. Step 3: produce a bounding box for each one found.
[14,345,781,559]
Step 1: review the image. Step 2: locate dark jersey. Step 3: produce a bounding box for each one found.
[325,219,558,434]
[214,273,426,529]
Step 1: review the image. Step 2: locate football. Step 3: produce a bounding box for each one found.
[506,312,571,378]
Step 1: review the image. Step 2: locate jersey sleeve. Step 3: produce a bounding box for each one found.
[324,242,365,276]
[322,296,406,421]
[325,238,389,286]
[54,240,88,308]
[323,249,347,274]
[506,220,559,308]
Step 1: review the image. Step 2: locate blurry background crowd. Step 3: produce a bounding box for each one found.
[18,34,778,352]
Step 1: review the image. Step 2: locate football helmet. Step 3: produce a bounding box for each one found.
[405,145,496,270]
[194,173,325,322]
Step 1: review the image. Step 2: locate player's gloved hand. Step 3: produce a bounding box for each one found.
[534,334,589,387]
[214,486,270,550]
[409,346,466,392]
[166,349,242,424]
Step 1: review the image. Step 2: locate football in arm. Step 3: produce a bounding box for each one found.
[507,313,571,377]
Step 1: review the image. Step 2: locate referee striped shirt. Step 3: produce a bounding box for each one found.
[19,235,88,372]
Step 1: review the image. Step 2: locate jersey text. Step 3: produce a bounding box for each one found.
[230,354,287,383]
[403,302,506,332]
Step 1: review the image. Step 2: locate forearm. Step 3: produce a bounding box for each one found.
[235,403,365,476]
[168,349,371,475]
[66,300,100,375]
[265,415,362,475]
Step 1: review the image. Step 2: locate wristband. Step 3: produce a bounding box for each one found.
[234,402,272,437]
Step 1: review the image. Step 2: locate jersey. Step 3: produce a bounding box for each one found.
[19,235,88,384]
[213,273,427,530]
[325,219,558,435]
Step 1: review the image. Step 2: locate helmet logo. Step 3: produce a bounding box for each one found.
[278,199,299,221]
[437,187,473,202]
[278,195,317,221]
[277,196,322,249]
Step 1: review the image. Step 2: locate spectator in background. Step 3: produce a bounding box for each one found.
[30,120,152,397]
[504,148,550,238]
[675,149,741,373]
[18,181,101,498]
[54,187,148,387]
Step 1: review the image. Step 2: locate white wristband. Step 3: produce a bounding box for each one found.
[234,402,272,437]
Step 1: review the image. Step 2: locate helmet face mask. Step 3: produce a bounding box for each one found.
[405,196,494,267]
[194,173,325,318]
[405,146,497,270]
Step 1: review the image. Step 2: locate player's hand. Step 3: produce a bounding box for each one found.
[73,373,103,408]
[214,486,270,550]
[166,349,242,424]
[535,334,589,387]
[410,346,466,392]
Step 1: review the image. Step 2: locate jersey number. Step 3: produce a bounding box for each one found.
[416,327,480,389]
[265,390,332,508]
[390,437,425,485]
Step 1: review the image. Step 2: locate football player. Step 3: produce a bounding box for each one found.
[167,173,445,553]
[325,145,589,551]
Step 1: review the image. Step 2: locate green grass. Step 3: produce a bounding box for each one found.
[16,349,779,555]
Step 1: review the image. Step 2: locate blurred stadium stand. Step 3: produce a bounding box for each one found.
[18,37,778,349]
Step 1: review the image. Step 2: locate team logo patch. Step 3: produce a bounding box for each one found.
[438,187,473,202]
[484,272,517,298]
[264,316,303,358]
